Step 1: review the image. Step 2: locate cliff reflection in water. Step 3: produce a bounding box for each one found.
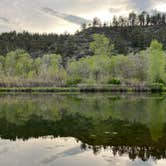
[0,93,166,161]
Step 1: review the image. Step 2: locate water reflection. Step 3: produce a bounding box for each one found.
[0,93,166,165]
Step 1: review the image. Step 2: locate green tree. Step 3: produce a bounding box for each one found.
[129,12,137,26]
[112,15,119,27]
[5,49,33,78]
[0,56,5,74]
[92,17,101,27]
[146,14,151,25]
[90,34,113,57]
[110,55,134,80]
[38,54,66,85]
[67,55,110,84]
[138,11,147,26]
[148,40,166,84]
[67,58,91,85]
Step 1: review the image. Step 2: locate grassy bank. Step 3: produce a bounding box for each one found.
[0,84,165,93]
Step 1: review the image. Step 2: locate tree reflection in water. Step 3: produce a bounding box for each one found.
[0,94,166,161]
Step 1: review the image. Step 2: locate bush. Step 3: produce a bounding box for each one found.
[157,79,165,85]
[66,77,82,86]
[108,78,121,85]
[150,83,164,92]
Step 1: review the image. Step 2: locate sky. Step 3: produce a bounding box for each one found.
[0,0,166,34]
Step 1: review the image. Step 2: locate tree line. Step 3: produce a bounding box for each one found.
[82,11,166,29]
[0,34,165,87]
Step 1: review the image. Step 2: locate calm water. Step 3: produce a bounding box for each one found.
[0,93,166,166]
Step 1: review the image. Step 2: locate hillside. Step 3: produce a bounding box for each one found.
[1,25,166,62]
[74,25,166,55]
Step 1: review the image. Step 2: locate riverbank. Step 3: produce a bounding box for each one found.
[0,84,165,93]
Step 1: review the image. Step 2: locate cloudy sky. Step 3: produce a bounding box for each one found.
[0,0,166,34]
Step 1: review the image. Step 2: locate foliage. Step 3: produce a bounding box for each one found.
[90,34,113,56]
[0,50,67,86]
[107,78,121,85]
[0,36,165,87]
[5,49,33,78]
[148,40,166,83]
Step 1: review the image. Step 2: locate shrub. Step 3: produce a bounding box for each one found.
[66,77,82,86]
[108,78,121,85]
[150,83,164,92]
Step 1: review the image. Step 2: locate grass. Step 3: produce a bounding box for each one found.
[0,84,165,93]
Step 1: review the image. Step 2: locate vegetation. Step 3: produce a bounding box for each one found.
[148,40,166,83]
[0,33,166,90]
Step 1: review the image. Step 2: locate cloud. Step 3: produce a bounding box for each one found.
[128,0,153,11]
[109,2,132,15]
[0,0,165,33]
[42,7,90,25]
[0,17,9,24]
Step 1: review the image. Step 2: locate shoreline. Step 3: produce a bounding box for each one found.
[0,85,165,93]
